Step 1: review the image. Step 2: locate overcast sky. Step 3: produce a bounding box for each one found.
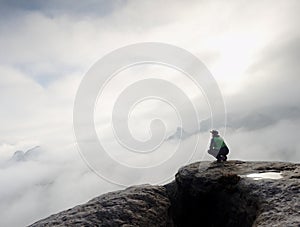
[0,0,300,226]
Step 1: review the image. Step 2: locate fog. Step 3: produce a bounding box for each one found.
[0,0,299,226]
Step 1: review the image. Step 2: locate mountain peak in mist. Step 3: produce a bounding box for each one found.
[167,127,191,140]
[10,146,41,163]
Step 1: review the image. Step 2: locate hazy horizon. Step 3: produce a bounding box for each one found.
[0,0,299,226]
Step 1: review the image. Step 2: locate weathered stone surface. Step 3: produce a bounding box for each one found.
[166,161,300,227]
[29,161,300,227]
[29,185,171,227]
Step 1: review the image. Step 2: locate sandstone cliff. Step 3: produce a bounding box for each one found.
[29,161,300,227]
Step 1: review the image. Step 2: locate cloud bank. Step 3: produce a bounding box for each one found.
[0,0,299,226]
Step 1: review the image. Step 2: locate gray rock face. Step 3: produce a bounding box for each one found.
[29,161,300,227]
[29,185,171,227]
[167,161,300,227]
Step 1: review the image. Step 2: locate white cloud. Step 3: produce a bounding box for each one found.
[0,0,299,226]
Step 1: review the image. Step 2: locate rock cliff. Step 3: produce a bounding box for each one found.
[29,161,300,227]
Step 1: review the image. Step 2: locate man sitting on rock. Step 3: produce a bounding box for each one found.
[208,130,229,162]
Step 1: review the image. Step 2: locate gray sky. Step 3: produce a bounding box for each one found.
[0,0,299,226]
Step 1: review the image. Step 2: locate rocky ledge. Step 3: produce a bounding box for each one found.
[29,161,300,227]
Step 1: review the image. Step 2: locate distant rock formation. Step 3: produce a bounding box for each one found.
[11,150,27,162]
[29,161,300,227]
[167,127,191,140]
[10,146,41,162]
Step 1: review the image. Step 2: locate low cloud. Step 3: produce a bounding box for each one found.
[0,0,299,226]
